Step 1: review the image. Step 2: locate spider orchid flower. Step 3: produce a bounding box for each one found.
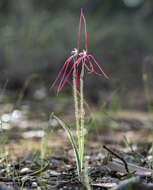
[59,10,109,91]
[50,9,108,94]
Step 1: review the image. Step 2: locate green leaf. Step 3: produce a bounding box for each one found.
[52,113,81,175]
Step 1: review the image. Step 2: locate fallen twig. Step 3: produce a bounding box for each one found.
[103,145,129,173]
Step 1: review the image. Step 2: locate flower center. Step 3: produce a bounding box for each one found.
[83,50,87,56]
[71,48,78,56]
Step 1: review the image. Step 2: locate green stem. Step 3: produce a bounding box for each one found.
[80,61,85,170]
[73,61,81,170]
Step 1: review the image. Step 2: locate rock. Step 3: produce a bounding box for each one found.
[111,177,153,190]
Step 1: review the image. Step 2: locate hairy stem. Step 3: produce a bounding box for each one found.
[80,60,85,170]
[73,61,81,172]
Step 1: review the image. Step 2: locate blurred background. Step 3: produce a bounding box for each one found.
[0,0,153,108]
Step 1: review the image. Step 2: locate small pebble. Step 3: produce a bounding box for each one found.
[20,167,30,174]
[11,109,22,122]
[0,168,6,175]
[1,113,11,122]
[32,182,38,188]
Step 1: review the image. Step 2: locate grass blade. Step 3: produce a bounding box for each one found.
[52,113,81,175]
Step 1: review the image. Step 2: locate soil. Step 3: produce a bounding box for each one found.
[0,95,153,190]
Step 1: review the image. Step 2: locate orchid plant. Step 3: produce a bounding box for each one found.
[50,9,108,179]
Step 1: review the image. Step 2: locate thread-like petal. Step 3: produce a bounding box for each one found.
[84,62,92,73]
[58,64,75,93]
[57,61,70,93]
[89,55,109,79]
[85,56,94,73]
[50,56,73,91]
[82,11,88,52]
[86,55,102,76]
[78,9,82,51]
